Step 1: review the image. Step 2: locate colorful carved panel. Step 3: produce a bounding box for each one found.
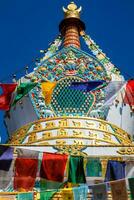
[29,47,109,119]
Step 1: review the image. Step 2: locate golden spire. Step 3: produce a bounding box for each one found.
[63,2,82,19]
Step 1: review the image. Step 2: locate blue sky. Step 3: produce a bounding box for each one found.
[0,0,134,142]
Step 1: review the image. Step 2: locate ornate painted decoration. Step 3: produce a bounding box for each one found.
[81,31,124,81]
[29,46,109,119]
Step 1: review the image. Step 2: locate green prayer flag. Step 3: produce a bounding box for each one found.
[68,156,86,184]
[40,178,62,190]
[86,158,102,177]
[40,190,57,200]
[12,82,37,106]
[128,178,134,200]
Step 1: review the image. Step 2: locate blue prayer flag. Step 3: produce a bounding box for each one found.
[0,146,13,171]
[69,80,106,92]
[0,146,14,191]
[73,185,88,200]
[92,183,108,200]
[105,160,126,181]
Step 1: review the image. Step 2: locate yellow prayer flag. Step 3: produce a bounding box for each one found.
[0,197,16,200]
[110,179,128,200]
[101,159,108,178]
[61,188,74,200]
[41,81,57,105]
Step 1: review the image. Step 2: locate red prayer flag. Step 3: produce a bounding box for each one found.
[0,83,17,94]
[0,83,17,111]
[40,152,68,182]
[123,80,134,106]
[14,158,38,191]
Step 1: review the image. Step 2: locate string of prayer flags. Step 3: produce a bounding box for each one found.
[0,145,133,199]
[86,158,102,177]
[73,185,88,200]
[105,160,126,181]
[128,178,134,200]
[0,83,17,110]
[81,32,122,79]
[40,152,68,183]
[14,149,39,191]
[41,35,62,61]
[0,146,14,190]
[12,82,37,106]
[69,80,106,92]
[68,156,86,184]
[92,183,108,200]
[41,81,57,105]
[110,179,128,200]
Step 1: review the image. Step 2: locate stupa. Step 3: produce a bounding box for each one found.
[0,2,134,199]
[4,2,133,159]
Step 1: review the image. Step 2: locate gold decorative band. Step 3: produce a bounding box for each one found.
[9,116,132,147]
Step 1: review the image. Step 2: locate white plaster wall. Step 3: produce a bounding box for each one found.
[4,95,38,136]
[107,100,134,136]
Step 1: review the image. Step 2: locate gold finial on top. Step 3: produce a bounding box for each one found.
[63,2,82,19]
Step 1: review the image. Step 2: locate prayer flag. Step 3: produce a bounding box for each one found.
[40,190,57,200]
[73,185,88,200]
[69,80,106,92]
[0,196,16,200]
[68,156,86,184]
[14,158,38,191]
[128,178,134,199]
[0,146,13,171]
[40,179,62,190]
[41,81,57,105]
[12,82,37,106]
[86,158,102,177]
[16,148,39,159]
[61,188,74,200]
[110,179,128,200]
[103,81,125,107]
[40,152,68,182]
[17,192,33,200]
[0,146,14,190]
[105,160,126,181]
[0,83,17,94]
[101,160,108,178]
[15,148,39,190]
[0,83,17,110]
[123,80,134,106]
[125,162,134,178]
[92,183,108,200]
